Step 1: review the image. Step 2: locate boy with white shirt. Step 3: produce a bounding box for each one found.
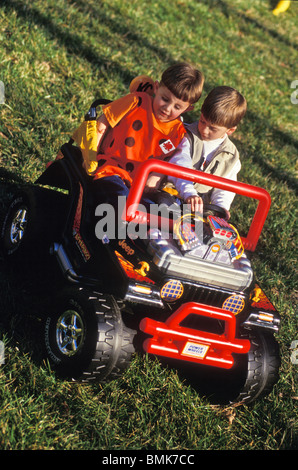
[167,86,247,219]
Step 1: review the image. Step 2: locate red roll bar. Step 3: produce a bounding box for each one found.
[124,160,271,252]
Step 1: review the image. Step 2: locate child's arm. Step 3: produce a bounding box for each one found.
[96,114,109,151]
[209,159,241,218]
[167,138,203,212]
[168,137,199,199]
[96,93,139,152]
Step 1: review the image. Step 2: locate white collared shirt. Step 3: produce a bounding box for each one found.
[168,135,241,211]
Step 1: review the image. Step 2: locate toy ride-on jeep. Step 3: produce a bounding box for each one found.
[0,101,281,405]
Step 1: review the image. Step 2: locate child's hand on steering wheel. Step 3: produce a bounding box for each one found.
[185,195,203,213]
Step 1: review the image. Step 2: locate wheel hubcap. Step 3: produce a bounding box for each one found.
[10,207,28,245]
[56,309,85,356]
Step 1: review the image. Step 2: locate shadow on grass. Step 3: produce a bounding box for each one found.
[233,130,298,195]
[0,174,246,407]
[157,356,249,405]
[2,0,297,194]
[0,253,246,406]
[0,256,48,367]
[211,0,297,50]
[1,0,172,87]
[0,178,65,364]
[0,172,284,407]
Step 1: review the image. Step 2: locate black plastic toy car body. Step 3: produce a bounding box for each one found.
[1,102,281,405]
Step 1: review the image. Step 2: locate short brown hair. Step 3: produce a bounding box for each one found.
[160,62,204,104]
[201,86,247,128]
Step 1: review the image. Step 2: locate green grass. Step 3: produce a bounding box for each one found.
[0,0,297,450]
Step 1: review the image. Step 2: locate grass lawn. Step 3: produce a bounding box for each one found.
[0,0,297,450]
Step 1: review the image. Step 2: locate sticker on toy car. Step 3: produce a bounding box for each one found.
[182,341,209,359]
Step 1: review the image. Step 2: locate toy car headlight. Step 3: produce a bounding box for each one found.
[160,279,184,302]
[222,295,245,314]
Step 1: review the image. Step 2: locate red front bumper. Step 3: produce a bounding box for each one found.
[140,302,250,369]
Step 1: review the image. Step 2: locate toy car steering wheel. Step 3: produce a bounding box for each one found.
[147,190,227,219]
[203,203,227,219]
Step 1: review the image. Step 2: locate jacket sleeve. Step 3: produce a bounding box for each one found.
[168,137,198,199]
[210,159,241,210]
[102,93,138,128]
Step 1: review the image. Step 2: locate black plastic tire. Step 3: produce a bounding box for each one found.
[0,188,37,256]
[230,330,281,404]
[171,330,280,405]
[43,287,136,382]
[1,185,68,257]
